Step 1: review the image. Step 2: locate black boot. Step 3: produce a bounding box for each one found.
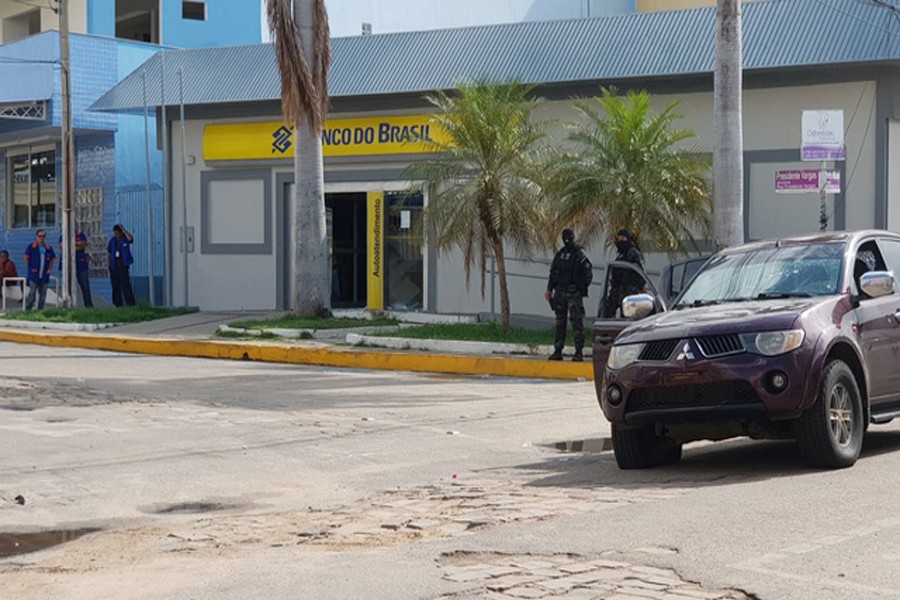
[572,351,583,362]
[548,351,563,361]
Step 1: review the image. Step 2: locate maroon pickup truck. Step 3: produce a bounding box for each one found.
[593,231,900,470]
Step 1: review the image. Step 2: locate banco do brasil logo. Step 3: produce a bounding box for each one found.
[272,126,294,154]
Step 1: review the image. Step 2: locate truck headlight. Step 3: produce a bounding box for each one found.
[607,343,644,370]
[742,330,805,356]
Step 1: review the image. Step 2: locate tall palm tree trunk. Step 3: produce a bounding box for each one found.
[294,117,329,316]
[492,239,511,328]
[292,0,329,316]
[713,0,743,249]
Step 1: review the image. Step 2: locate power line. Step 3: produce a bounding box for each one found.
[813,0,900,39]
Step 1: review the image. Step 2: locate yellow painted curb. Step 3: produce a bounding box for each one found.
[0,329,594,381]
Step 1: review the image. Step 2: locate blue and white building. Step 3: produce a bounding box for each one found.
[0,0,261,306]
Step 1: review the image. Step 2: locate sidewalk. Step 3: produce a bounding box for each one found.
[0,311,595,381]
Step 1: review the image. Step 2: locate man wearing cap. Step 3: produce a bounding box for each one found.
[545,228,593,362]
[107,223,136,307]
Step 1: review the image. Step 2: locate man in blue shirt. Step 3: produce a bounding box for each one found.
[59,228,94,308]
[23,229,56,311]
[107,223,135,307]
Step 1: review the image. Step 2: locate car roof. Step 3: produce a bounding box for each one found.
[717,230,900,255]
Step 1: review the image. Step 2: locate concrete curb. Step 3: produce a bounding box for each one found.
[345,333,593,358]
[0,319,119,332]
[0,328,594,381]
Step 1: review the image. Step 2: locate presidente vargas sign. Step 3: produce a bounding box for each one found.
[203,115,448,161]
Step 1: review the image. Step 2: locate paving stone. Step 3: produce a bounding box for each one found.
[559,563,600,575]
[484,565,523,578]
[591,569,631,583]
[535,575,591,591]
[615,586,667,599]
[606,594,659,600]
[557,588,610,600]
[630,566,679,577]
[406,519,441,530]
[622,578,668,591]
[589,559,632,569]
[510,560,557,570]
[442,569,492,583]
[505,586,551,599]
[668,589,729,599]
[639,575,688,587]
[485,574,543,591]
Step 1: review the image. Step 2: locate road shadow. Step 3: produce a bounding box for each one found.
[513,428,900,490]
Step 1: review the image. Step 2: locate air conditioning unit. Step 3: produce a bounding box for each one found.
[361,22,372,35]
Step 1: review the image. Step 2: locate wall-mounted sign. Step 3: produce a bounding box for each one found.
[203,115,449,161]
[775,169,841,194]
[367,191,384,311]
[801,110,845,161]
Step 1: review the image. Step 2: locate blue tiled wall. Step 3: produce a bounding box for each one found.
[1,33,165,306]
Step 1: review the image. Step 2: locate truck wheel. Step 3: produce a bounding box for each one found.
[795,360,863,469]
[612,423,682,469]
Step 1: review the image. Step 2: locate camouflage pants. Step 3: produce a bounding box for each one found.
[553,290,585,353]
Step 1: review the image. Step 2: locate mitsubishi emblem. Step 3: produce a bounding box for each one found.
[675,341,695,362]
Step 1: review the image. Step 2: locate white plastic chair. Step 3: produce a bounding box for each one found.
[1,277,26,312]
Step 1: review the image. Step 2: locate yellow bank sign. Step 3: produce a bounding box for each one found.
[203,115,447,161]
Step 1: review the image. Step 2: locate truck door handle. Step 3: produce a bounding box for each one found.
[595,335,614,345]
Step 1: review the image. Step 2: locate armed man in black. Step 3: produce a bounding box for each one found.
[545,228,593,361]
[601,228,646,318]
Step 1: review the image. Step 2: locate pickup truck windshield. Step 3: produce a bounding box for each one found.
[675,242,844,309]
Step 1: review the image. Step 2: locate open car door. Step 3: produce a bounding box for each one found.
[591,261,665,374]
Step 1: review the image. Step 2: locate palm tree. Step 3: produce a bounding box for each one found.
[267,0,332,316]
[551,88,712,255]
[714,0,744,249]
[408,80,548,328]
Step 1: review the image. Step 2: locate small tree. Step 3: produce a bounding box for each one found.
[551,89,711,254]
[407,80,547,328]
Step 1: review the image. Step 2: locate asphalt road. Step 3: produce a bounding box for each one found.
[2,342,900,599]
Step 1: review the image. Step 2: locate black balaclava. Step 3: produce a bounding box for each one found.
[562,228,576,249]
[615,228,634,254]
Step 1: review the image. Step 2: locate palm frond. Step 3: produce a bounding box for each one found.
[267,0,331,130]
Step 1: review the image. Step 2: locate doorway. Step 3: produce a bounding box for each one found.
[326,193,367,308]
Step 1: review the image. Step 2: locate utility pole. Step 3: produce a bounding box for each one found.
[58,0,76,307]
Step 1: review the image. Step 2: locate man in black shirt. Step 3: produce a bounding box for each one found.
[545,228,593,361]
[601,228,646,318]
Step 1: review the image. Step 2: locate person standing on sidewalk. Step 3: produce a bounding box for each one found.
[544,228,593,362]
[59,227,94,308]
[107,223,135,307]
[23,229,56,311]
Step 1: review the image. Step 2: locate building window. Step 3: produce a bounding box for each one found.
[8,148,56,229]
[1,9,40,44]
[183,1,206,20]
[116,0,159,44]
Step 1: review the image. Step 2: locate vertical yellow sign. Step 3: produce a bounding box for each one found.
[367,192,384,310]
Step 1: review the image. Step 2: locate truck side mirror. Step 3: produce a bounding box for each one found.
[622,293,656,320]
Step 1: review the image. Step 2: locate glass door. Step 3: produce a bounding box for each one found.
[384,192,423,310]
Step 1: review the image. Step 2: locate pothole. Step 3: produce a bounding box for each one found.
[548,438,612,453]
[435,551,756,599]
[150,501,248,515]
[0,528,101,559]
